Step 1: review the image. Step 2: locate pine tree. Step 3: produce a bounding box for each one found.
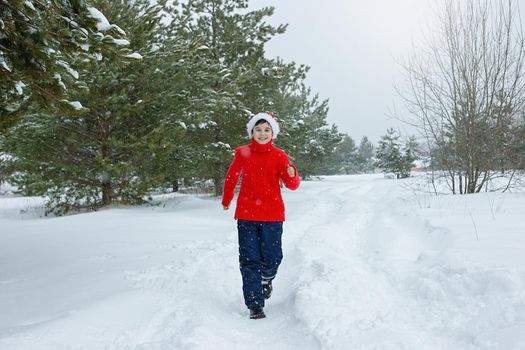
[356,136,375,174]
[69,0,182,207]
[167,0,287,194]
[333,134,357,174]
[376,128,403,178]
[400,135,418,177]
[2,0,178,214]
[376,129,417,179]
[0,0,134,130]
[276,85,342,177]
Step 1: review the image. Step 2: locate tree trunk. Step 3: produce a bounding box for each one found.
[102,179,112,206]
[213,175,223,196]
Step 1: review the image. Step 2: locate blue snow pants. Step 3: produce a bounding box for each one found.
[237,219,283,309]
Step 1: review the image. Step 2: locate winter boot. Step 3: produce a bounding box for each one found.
[249,307,266,319]
[262,280,273,300]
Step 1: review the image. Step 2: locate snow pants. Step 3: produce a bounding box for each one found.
[237,219,283,309]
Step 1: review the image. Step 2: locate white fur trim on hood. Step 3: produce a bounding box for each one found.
[246,112,280,139]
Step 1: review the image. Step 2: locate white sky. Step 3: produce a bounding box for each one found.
[251,0,525,143]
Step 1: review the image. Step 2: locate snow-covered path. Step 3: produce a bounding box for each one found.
[1,175,524,350]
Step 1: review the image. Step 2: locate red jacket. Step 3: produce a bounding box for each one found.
[222,139,300,222]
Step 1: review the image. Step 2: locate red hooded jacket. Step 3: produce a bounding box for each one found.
[222,139,300,222]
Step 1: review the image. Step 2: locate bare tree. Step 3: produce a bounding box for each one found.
[398,0,525,194]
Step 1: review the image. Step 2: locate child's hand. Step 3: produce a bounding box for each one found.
[223,205,229,210]
[287,165,295,177]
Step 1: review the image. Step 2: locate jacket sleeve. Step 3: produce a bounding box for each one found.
[222,148,242,207]
[279,153,300,191]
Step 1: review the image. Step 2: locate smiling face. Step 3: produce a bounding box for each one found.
[252,121,273,144]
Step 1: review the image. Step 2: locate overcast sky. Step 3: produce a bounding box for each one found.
[251,0,525,143]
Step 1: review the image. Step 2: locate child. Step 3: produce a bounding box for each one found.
[222,112,300,320]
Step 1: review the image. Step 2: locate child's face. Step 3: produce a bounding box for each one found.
[252,122,273,144]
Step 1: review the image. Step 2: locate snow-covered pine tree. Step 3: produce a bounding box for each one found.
[2,0,177,214]
[375,128,403,178]
[400,135,418,177]
[0,0,133,131]
[167,0,287,195]
[276,84,343,178]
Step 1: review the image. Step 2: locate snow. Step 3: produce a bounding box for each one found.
[111,25,127,37]
[0,182,17,196]
[14,81,25,95]
[62,100,84,110]
[0,55,10,72]
[55,60,79,79]
[124,53,143,60]
[197,121,218,129]
[67,68,79,79]
[1,174,524,349]
[113,39,130,46]
[86,7,112,31]
[211,142,231,149]
[53,74,66,91]
[23,1,35,11]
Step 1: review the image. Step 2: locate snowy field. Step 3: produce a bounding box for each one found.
[1,174,524,350]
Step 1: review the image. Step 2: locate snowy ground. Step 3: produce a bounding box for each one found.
[1,174,524,350]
